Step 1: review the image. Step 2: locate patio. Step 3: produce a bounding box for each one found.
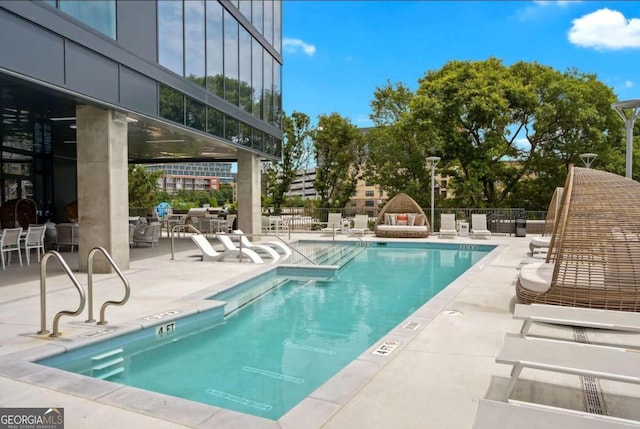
[0,233,639,428]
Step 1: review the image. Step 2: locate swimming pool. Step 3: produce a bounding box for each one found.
[38,242,493,420]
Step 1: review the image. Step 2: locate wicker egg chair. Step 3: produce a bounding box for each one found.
[374,193,430,238]
[517,166,640,311]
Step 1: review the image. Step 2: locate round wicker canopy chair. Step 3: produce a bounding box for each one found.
[374,193,430,238]
[0,198,37,228]
[517,166,640,311]
[529,187,564,252]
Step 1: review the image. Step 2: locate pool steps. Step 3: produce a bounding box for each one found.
[91,348,125,380]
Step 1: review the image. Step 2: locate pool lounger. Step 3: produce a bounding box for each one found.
[473,399,640,428]
[514,303,640,336]
[496,335,640,402]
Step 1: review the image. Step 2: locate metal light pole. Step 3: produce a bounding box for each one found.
[612,99,640,179]
[426,156,441,228]
[579,153,597,169]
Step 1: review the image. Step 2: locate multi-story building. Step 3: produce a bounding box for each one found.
[286,168,318,200]
[0,1,282,269]
[146,162,233,193]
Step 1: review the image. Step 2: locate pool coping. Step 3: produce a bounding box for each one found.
[0,241,507,428]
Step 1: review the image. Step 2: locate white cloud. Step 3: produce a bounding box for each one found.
[626,80,634,88]
[282,38,316,56]
[568,8,640,50]
[534,1,578,7]
[519,1,580,20]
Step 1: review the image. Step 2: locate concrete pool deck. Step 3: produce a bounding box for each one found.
[1,233,639,428]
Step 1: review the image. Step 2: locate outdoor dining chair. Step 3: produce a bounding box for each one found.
[1,227,23,269]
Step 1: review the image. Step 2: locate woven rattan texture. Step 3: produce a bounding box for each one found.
[374,193,430,238]
[517,167,640,311]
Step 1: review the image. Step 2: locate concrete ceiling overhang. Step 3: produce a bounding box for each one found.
[0,73,276,163]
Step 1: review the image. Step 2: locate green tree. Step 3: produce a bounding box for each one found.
[366,58,624,209]
[128,165,163,213]
[263,112,313,212]
[364,81,438,207]
[314,113,363,209]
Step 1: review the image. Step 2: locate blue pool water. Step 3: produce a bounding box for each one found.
[39,242,492,420]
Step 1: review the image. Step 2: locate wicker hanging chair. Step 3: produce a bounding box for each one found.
[517,166,640,311]
[374,193,430,238]
[0,198,37,228]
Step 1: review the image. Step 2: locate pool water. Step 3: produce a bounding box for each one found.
[39,243,492,420]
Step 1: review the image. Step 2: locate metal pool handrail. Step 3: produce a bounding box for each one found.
[170,223,201,260]
[38,251,86,337]
[235,231,318,266]
[86,246,130,325]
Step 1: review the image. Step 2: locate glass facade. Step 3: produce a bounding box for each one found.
[156,0,283,157]
[0,89,53,212]
[58,0,116,39]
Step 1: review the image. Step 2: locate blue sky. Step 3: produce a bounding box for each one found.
[282,1,640,128]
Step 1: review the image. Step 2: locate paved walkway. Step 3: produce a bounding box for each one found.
[1,233,639,428]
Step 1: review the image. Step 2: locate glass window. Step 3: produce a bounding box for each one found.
[239,28,252,113]
[252,129,264,152]
[186,98,205,131]
[273,0,281,54]
[59,0,116,38]
[41,0,56,6]
[185,0,205,87]
[263,0,273,45]
[224,116,239,143]
[273,61,281,127]
[365,190,374,197]
[205,1,224,98]
[207,107,224,137]
[158,1,184,76]
[252,0,263,35]
[239,123,252,147]
[159,85,184,124]
[251,40,263,119]
[365,200,374,207]
[263,54,272,122]
[239,0,251,22]
[223,10,239,106]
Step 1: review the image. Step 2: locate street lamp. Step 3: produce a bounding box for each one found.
[579,153,597,169]
[612,99,640,179]
[426,156,441,229]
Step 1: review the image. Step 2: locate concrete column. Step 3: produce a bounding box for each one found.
[76,105,129,272]
[237,150,261,240]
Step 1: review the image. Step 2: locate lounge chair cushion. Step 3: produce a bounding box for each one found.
[519,262,554,293]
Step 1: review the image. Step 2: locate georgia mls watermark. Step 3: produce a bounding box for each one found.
[0,408,64,429]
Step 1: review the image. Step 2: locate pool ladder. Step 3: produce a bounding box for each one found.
[38,247,130,337]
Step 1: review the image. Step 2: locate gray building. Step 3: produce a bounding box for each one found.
[0,0,282,270]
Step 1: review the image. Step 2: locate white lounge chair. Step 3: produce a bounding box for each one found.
[529,235,551,252]
[471,214,491,239]
[231,230,280,262]
[349,214,369,236]
[439,213,457,239]
[235,229,292,256]
[321,213,344,234]
[235,229,293,259]
[496,334,640,402]
[216,234,267,263]
[191,234,263,263]
[473,398,640,429]
[514,303,640,337]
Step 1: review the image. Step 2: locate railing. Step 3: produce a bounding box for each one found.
[262,207,547,235]
[38,251,86,338]
[170,223,201,260]
[85,247,130,325]
[234,231,318,265]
